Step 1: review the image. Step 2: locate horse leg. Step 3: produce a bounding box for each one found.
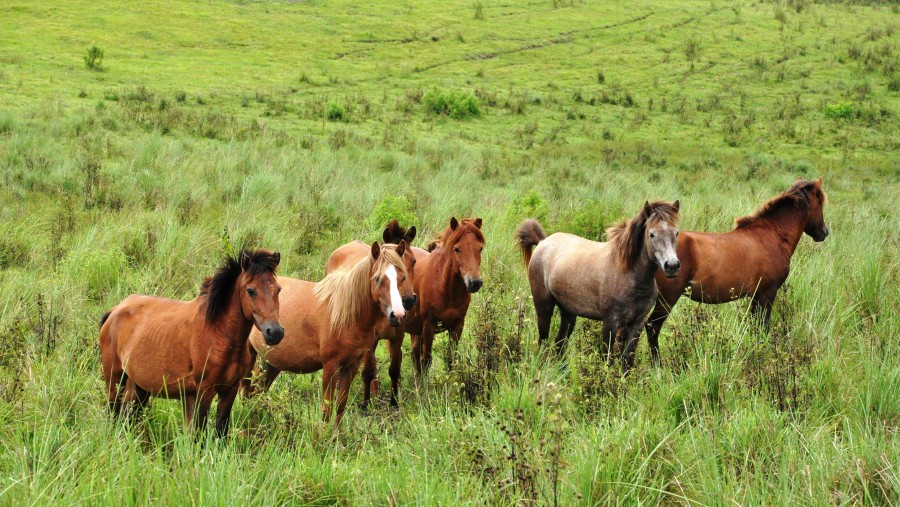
[240,347,258,399]
[321,363,338,423]
[621,317,648,372]
[601,322,618,364]
[105,369,126,418]
[555,308,576,358]
[645,297,675,365]
[750,289,778,329]
[359,348,376,411]
[192,390,216,434]
[388,332,403,407]
[182,393,197,431]
[125,382,150,425]
[446,320,465,371]
[421,319,436,375]
[334,360,362,429]
[214,384,239,438]
[531,286,555,348]
[262,363,281,390]
[410,333,423,379]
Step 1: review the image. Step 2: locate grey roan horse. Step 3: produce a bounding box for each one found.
[516,201,681,369]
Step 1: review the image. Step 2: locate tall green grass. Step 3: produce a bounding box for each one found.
[0,0,898,504]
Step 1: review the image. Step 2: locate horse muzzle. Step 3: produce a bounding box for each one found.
[663,260,681,278]
[388,309,406,327]
[465,277,483,293]
[814,227,829,242]
[262,323,285,346]
[402,293,417,311]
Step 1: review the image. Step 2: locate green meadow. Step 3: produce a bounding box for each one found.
[0,0,898,504]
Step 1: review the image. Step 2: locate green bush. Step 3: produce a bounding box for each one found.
[823,101,853,119]
[508,189,548,223]
[423,89,481,119]
[84,45,104,71]
[369,196,418,231]
[326,102,345,122]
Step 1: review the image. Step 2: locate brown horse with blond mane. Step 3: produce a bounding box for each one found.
[645,178,828,362]
[325,220,418,408]
[517,201,681,369]
[99,249,284,436]
[406,217,485,376]
[247,242,414,426]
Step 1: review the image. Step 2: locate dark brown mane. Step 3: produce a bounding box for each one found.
[382,219,416,249]
[733,179,826,229]
[606,201,680,270]
[427,218,485,252]
[199,249,279,324]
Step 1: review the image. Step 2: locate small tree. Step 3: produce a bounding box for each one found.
[84,45,104,71]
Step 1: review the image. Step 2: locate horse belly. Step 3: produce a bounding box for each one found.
[118,316,193,397]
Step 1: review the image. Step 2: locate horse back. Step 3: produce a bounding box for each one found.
[325,241,369,274]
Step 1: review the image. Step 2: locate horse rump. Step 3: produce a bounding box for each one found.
[516,219,547,266]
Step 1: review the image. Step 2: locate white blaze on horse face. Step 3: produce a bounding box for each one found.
[385,265,406,319]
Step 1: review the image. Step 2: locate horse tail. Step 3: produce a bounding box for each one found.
[99,310,112,329]
[516,219,547,267]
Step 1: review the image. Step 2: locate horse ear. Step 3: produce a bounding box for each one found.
[642,201,653,218]
[396,239,407,257]
[370,241,380,260]
[382,227,391,244]
[450,217,459,230]
[673,200,680,212]
[240,252,251,271]
[405,226,417,242]
[272,252,281,266]
[474,217,483,229]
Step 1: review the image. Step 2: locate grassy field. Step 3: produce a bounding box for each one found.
[0,0,898,504]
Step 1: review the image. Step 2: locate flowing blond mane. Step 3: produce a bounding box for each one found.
[733,179,827,229]
[313,246,406,332]
[606,201,680,270]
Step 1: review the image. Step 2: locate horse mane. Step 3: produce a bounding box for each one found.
[427,218,485,252]
[314,247,406,332]
[733,179,827,229]
[383,219,409,244]
[199,249,280,325]
[606,201,680,270]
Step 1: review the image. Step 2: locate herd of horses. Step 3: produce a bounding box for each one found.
[98,178,828,436]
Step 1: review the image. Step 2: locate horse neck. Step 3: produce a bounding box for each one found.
[743,205,807,257]
[205,287,253,348]
[338,291,383,344]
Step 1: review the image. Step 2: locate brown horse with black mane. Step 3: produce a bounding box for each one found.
[325,220,417,408]
[406,217,485,376]
[247,242,414,426]
[645,178,829,362]
[100,249,283,436]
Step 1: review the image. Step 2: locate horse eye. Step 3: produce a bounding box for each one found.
[649,233,656,239]
[675,230,679,237]
[454,247,461,253]
[247,288,257,297]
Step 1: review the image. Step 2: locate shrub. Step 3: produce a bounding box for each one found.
[423,89,481,119]
[326,102,345,121]
[508,190,548,223]
[823,102,853,119]
[84,45,104,71]
[473,1,484,20]
[369,196,418,231]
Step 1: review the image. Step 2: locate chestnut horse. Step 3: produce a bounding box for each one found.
[325,220,418,408]
[406,217,485,376]
[248,243,413,426]
[99,249,284,436]
[645,178,828,362]
[517,201,681,369]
